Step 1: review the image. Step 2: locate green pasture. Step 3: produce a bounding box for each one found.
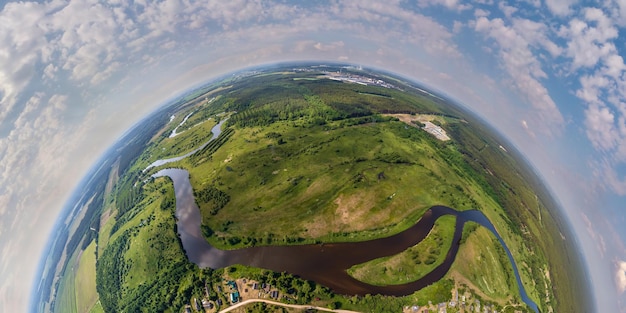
[347,215,456,285]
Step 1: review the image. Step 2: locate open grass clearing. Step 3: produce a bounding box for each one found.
[75,240,98,313]
[88,301,104,313]
[449,222,517,303]
[54,248,79,313]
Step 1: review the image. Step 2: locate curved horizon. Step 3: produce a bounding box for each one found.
[30,63,590,313]
[1,2,624,312]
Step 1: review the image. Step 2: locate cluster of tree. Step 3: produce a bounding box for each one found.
[346,294,409,313]
[338,114,395,127]
[405,233,443,266]
[115,171,145,216]
[194,184,230,215]
[100,259,201,313]
[96,231,131,313]
[159,193,175,211]
[226,91,375,129]
[240,270,333,305]
[116,107,172,174]
[227,101,313,128]
[110,198,143,235]
[459,222,479,245]
[308,81,425,114]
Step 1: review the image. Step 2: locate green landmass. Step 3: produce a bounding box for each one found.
[347,215,456,285]
[50,66,584,313]
[449,222,520,304]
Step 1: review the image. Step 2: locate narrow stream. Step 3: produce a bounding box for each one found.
[144,118,227,171]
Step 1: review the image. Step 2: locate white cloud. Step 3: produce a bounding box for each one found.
[329,1,463,59]
[0,2,47,125]
[417,0,472,11]
[545,0,578,17]
[606,0,626,26]
[498,3,518,18]
[585,103,619,150]
[452,21,464,33]
[554,6,626,196]
[474,9,490,17]
[603,54,626,79]
[512,18,562,57]
[604,164,626,195]
[581,212,607,257]
[313,41,345,52]
[576,74,610,104]
[618,260,626,293]
[0,90,74,312]
[473,16,564,135]
[559,8,618,69]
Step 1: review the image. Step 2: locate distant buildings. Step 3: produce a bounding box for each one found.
[201,299,213,309]
[230,291,240,303]
[270,290,279,299]
[422,121,450,141]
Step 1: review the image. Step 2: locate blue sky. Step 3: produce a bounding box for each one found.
[0,0,625,312]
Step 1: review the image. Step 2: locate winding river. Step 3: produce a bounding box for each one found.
[149,121,539,313]
[144,118,227,171]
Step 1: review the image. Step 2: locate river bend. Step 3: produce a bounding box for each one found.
[149,121,539,313]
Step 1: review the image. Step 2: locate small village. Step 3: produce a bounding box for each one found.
[180,276,527,313]
[402,297,507,313]
[399,286,522,313]
[182,277,289,313]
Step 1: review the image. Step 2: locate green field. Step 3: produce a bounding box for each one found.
[54,250,78,313]
[448,222,519,304]
[75,241,99,313]
[88,301,104,313]
[347,215,456,285]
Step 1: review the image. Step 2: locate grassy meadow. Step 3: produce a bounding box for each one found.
[53,249,78,313]
[74,241,99,313]
[347,215,456,286]
[449,222,519,304]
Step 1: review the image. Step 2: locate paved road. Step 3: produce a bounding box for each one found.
[217,298,362,313]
